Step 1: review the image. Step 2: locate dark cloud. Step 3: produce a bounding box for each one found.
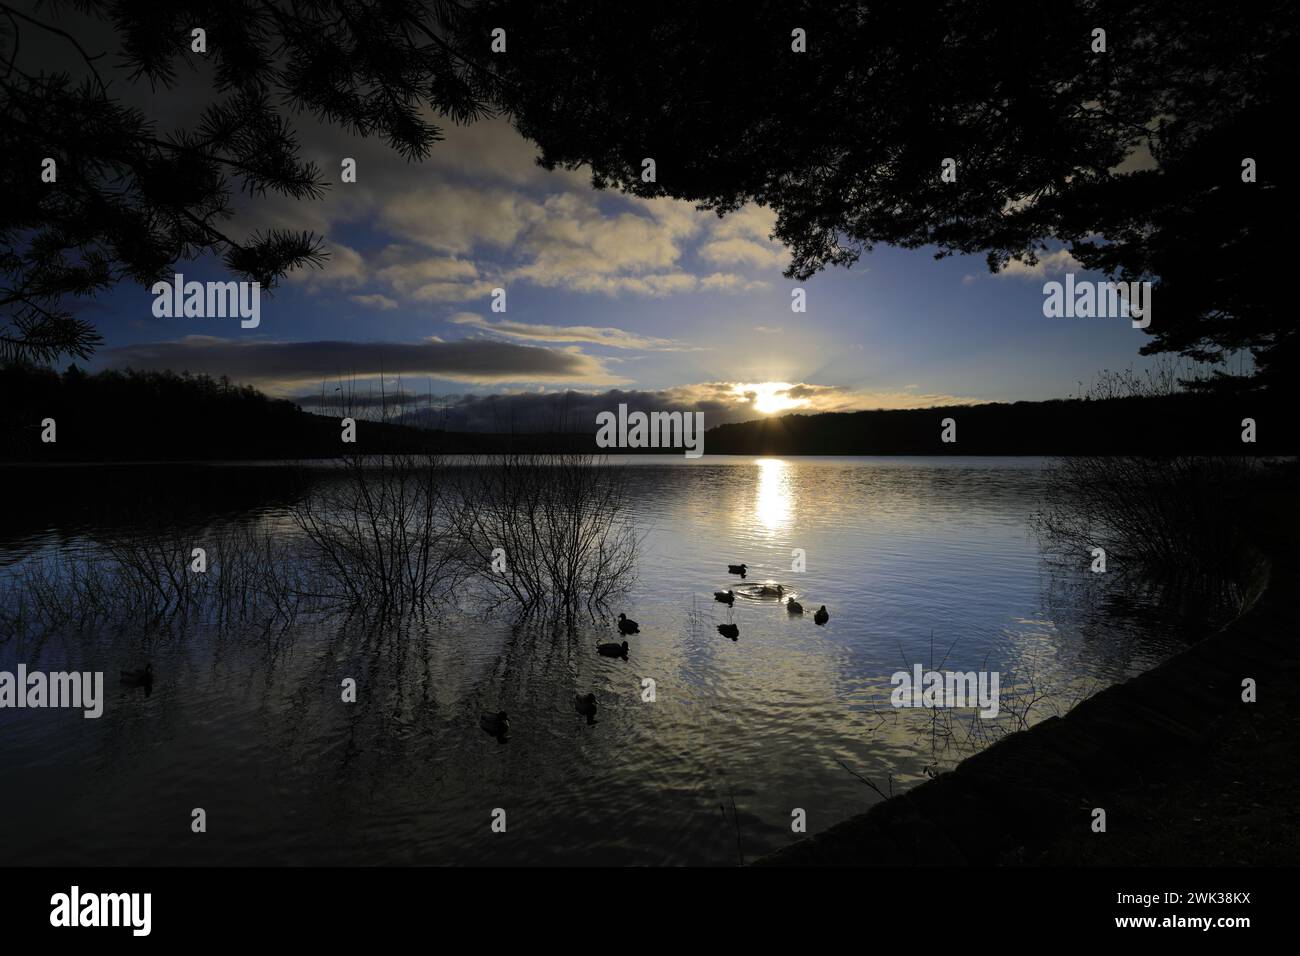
[100,336,619,387]
[782,383,847,400]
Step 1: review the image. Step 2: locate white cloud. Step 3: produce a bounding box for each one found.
[699,272,769,292]
[995,248,1081,279]
[233,115,789,303]
[380,186,538,254]
[350,293,399,310]
[698,205,789,271]
[375,252,496,302]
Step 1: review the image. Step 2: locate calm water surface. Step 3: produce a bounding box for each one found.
[0,457,1187,864]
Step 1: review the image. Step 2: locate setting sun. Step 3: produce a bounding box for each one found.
[741,382,806,415]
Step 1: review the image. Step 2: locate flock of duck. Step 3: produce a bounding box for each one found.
[714,563,830,632]
[593,564,829,660]
[480,563,833,742]
[124,564,831,748]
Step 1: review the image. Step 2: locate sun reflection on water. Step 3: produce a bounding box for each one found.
[753,457,794,533]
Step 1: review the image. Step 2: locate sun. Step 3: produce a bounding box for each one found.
[746,382,804,415]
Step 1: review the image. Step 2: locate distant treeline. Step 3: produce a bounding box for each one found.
[702,396,1296,456]
[1,365,1294,461]
[0,365,443,461]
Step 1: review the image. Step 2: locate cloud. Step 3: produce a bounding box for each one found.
[374,251,497,302]
[380,186,538,254]
[699,237,788,270]
[287,241,367,290]
[350,293,399,310]
[700,272,770,292]
[232,115,787,303]
[450,313,696,350]
[994,248,1081,279]
[509,192,687,288]
[101,335,626,393]
[698,205,789,271]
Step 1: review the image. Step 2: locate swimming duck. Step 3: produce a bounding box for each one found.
[757,583,786,597]
[617,613,640,635]
[120,663,153,686]
[714,590,735,605]
[717,623,739,640]
[574,693,598,720]
[787,598,804,614]
[480,710,510,737]
[597,640,629,658]
[727,563,748,576]
[814,605,829,625]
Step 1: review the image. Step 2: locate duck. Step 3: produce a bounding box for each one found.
[574,693,598,721]
[757,583,786,597]
[727,563,748,576]
[480,710,510,738]
[787,598,804,614]
[617,613,640,635]
[814,605,829,625]
[120,663,153,686]
[597,640,629,659]
[717,623,739,641]
[714,590,735,605]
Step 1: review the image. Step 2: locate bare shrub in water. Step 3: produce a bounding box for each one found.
[454,452,638,625]
[1034,456,1269,619]
[291,453,469,616]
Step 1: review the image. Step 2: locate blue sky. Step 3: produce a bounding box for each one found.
[85,112,1166,424]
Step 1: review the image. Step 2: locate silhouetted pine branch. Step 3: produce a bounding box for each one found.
[0,0,501,362]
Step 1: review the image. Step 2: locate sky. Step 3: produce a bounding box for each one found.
[29,8,1172,430]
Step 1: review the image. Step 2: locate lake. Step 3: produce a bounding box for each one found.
[0,456,1190,865]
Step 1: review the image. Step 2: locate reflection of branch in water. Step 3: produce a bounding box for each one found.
[834,758,894,801]
[730,791,743,866]
[0,523,311,639]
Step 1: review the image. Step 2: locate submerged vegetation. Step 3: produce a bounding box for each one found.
[1034,455,1271,622]
[0,452,639,639]
[453,452,638,627]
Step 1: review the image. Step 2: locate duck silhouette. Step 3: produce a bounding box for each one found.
[717,623,739,641]
[597,640,629,659]
[727,563,748,576]
[120,663,153,693]
[714,590,735,605]
[574,693,598,723]
[757,583,786,597]
[480,710,510,741]
[814,605,829,625]
[786,598,804,614]
[617,613,640,635]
